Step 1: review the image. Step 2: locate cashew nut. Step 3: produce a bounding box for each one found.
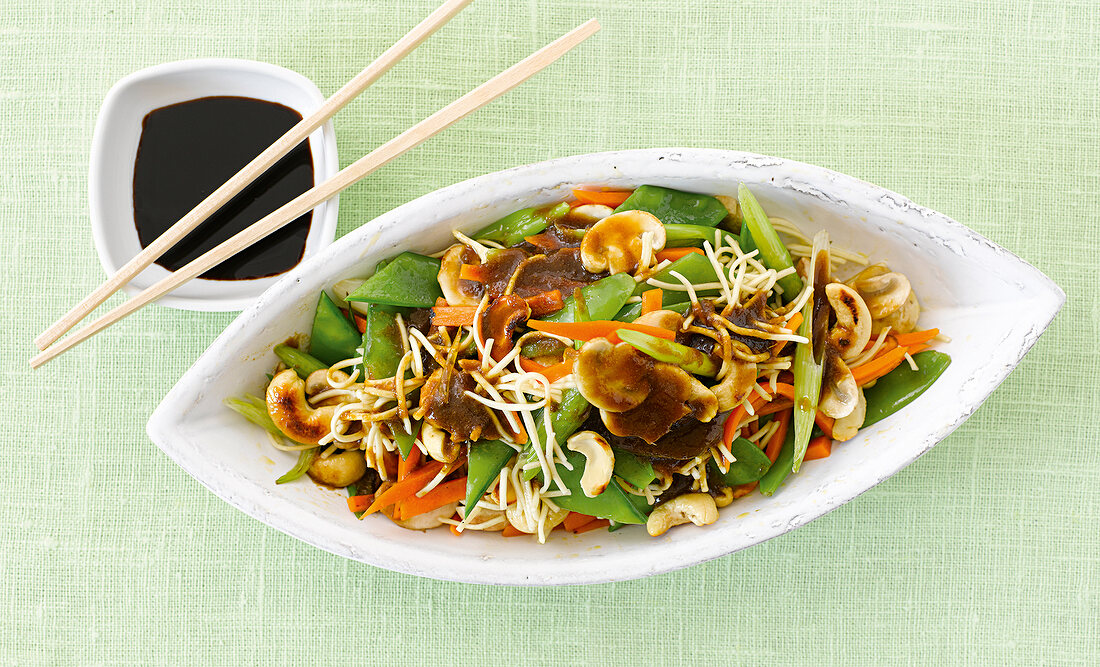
[420,422,460,463]
[568,204,614,224]
[713,486,736,508]
[712,358,758,412]
[266,369,336,445]
[566,431,615,498]
[632,309,683,331]
[832,385,866,442]
[307,450,366,488]
[825,283,872,361]
[437,245,480,306]
[646,493,719,537]
[580,210,666,274]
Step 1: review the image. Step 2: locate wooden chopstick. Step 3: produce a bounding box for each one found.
[33,0,474,351]
[29,19,601,369]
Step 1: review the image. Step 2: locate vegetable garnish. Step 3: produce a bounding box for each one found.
[231,183,949,540]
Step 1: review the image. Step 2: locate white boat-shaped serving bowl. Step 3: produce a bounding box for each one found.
[147,149,1063,585]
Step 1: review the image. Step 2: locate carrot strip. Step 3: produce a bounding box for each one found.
[764,410,792,463]
[571,188,633,207]
[525,289,565,317]
[722,382,797,448]
[655,247,705,262]
[362,460,445,516]
[804,436,833,461]
[773,312,803,354]
[851,346,909,386]
[732,482,757,499]
[641,288,663,315]
[459,264,490,282]
[527,319,676,343]
[502,524,526,537]
[449,523,463,537]
[574,518,611,534]
[353,313,367,334]
[815,413,835,439]
[432,306,478,327]
[398,444,421,480]
[347,495,373,513]
[563,512,596,532]
[396,477,468,521]
[891,328,939,347]
[518,357,575,383]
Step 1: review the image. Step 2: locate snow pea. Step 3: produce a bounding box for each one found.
[309,292,362,366]
[758,427,796,496]
[614,299,691,323]
[546,448,648,524]
[863,351,951,427]
[612,449,656,489]
[520,388,591,478]
[541,273,636,323]
[709,437,772,486]
[663,223,739,248]
[393,423,420,459]
[360,303,405,380]
[737,184,802,301]
[473,202,570,248]
[346,252,443,308]
[616,329,718,377]
[631,252,721,298]
[274,343,327,378]
[464,439,515,514]
[615,185,728,227]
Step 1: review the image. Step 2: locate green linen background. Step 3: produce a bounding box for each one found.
[2,0,1097,664]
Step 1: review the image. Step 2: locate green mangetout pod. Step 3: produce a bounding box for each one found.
[709,437,772,486]
[615,185,728,227]
[863,351,951,427]
[473,202,570,247]
[360,303,405,380]
[347,252,443,308]
[464,439,516,515]
[541,273,636,323]
[662,223,739,248]
[309,292,362,366]
[631,252,721,298]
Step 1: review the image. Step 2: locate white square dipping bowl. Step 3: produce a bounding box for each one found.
[88,58,339,311]
[148,149,1064,585]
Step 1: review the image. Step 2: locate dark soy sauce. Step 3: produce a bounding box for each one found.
[133,96,314,280]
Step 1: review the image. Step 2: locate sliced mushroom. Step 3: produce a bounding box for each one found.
[874,290,920,334]
[711,358,758,412]
[601,363,718,443]
[566,431,615,498]
[818,349,859,419]
[420,422,460,463]
[632,309,683,331]
[580,210,666,274]
[480,294,531,361]
[266,369,336,445]
[852,271,911,319]
[574,338,652,412]
[438,244,479,306]
[825,283,872,361]
[646,493,718,536]
[568,204,614,224]
[832,385,866,442]
[307,450,366,488]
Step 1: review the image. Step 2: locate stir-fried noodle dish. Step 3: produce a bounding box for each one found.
[229,184,951,540]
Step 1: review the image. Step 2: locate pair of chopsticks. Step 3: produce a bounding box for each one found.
[30,0,599,369]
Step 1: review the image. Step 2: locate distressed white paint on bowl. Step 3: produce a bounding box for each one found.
[147,149,1063,585]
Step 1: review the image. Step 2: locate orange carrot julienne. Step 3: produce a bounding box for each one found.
[851,346,909,386]
[571,188,633,207]
[449,523,463,537]
[574,518,610,534]
[764,410,792,463]
[815,413,835,439]
[722,383,796,448]
[563,512,596,532]
[347,495,373,513]
[396,477,468,521]
[641,288,663,315]
[362,460,445,516]
[432,305,478,326]
[353,313,367,334]
[655,247,705,262]
[732,482,757,499]
[525,289,565,316]
[527,319,676,343]
[518,356,575,383]
[891,328,939,347]
[773,312,803,354]
[804,436,833,461]
[459,263,490,282]
[398,444,421,480]
[502,524,526,537]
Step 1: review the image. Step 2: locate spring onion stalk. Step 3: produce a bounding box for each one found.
[737,183,803,301]
[274,344,327,378]
[275,448,317,484]
[224,395,281,436]
[615,329,718,377]
[791,230,830,472]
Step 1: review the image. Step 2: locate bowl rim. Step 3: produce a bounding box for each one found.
[148,148,1065,585]
[87,57,340,312]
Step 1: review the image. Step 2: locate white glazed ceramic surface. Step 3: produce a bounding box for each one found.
[147,149,1063,585]
[89,59,339,311]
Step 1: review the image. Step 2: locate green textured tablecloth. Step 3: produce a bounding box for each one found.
[3,0,1097,664]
